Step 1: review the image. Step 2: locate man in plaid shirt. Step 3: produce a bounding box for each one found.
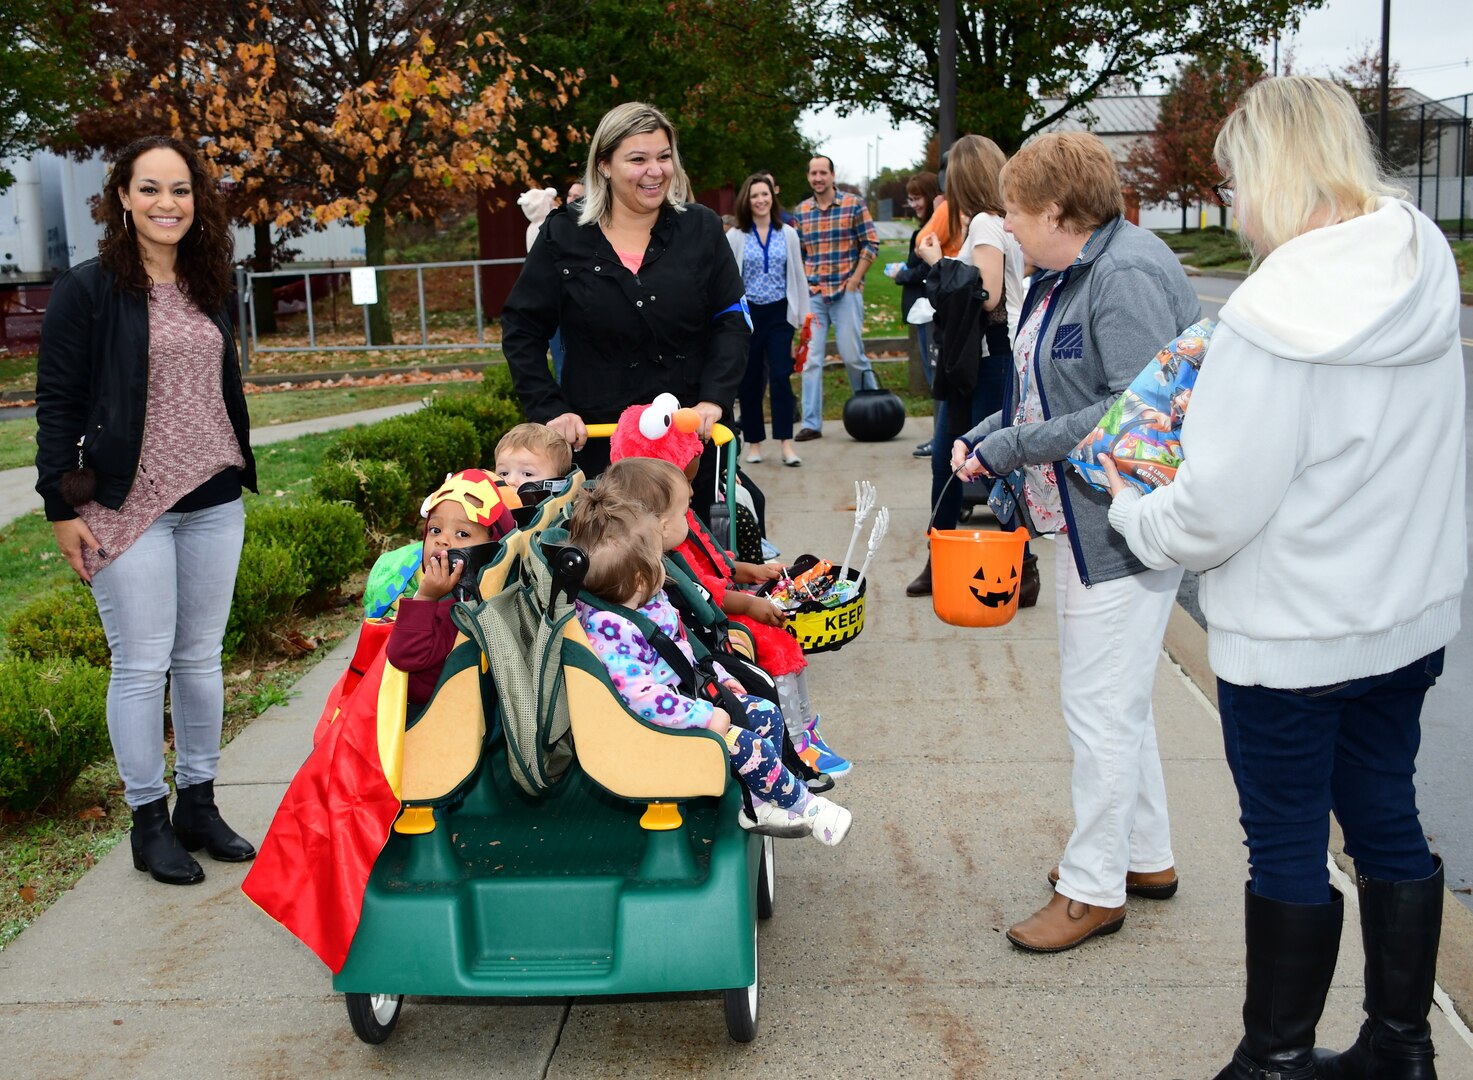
[791,156,879,440]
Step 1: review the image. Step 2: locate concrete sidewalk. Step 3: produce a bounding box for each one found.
[2,416,1472,1079]
[0,401,426,530]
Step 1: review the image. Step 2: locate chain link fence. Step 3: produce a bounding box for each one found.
[1378,92,1470,240]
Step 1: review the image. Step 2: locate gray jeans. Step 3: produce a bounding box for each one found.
[90,499,245,807]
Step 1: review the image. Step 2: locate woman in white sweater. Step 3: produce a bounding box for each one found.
[1103,77,1466,1080]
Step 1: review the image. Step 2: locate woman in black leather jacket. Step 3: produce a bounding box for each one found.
[501,102,748,517]
[35,135,257,887]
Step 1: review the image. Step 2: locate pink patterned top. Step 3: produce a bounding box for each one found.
[1012,282,1068,534]
[78,284,245,576]
[575,591,732,728]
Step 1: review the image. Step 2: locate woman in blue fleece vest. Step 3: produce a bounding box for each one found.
[953,131,1201,954]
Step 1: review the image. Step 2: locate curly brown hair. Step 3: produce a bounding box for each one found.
[99,136,234,315]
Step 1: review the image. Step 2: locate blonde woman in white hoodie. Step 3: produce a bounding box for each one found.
[1102,77,1466,1080]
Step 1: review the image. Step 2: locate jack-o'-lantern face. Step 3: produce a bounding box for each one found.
[969,560,1019,607]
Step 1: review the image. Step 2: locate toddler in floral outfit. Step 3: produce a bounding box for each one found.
[568,484,851,845]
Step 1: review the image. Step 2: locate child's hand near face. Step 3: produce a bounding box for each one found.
[733,561,782,585]
[415,551,465,602]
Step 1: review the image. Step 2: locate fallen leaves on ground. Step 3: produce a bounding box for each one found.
[242,368,481,394]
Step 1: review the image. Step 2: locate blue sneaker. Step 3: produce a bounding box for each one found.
[802,722,851,777]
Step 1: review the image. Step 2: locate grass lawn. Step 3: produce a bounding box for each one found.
[1449,239,1472,294]
[0,353,37,396]
[792,358,933,422]
[1,426,418,949]
[1153,227,1252,271]
[0,379,473,472]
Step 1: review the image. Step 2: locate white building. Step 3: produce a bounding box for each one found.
[0,149,364,279]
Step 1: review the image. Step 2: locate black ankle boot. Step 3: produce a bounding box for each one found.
[905,557,932,597]
[172,780,256,862]
[1315,857,1444,1080]
[1213,884,1344,1080]
[131,797,205,885]
[1019,553,1040,608]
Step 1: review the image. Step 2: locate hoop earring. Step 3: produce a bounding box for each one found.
[123,209,132,236]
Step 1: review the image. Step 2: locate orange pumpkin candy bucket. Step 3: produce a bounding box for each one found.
[928,525,1030,627]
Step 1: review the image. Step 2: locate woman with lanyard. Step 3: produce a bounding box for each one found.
[35,135,258,886]
[726,172,808,467]
[954,131,1200,953]
[501,102,749,520]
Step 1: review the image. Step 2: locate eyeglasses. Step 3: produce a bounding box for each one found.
[1213,179,1234,207]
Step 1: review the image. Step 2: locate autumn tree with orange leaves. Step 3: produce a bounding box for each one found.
[1121,49,1266,231]
[69,0,580,343]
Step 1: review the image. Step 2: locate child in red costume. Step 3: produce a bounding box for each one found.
[606,400,852,777]
[385,469,519,705]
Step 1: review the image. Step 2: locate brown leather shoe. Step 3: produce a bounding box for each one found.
[1006,893,1126,953]
[1018,553,1040,608]
[793,427,823,442]
[905,557,933,597]
[1047,864,1179,900]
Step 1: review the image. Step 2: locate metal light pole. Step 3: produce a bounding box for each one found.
[939,0,957,156]
[1378,0,1392,156]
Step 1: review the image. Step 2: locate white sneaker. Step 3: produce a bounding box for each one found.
[804,796,852,847]
[738,799,812,838]
[745,445,763,464]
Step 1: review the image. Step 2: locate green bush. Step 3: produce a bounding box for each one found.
[6,581,111,668]
[479,363,520,402]
[313,457,413,533]
[246,496,367,605]
[323,411,480,497]
[425,390,524,463]
[224,541,305,657]
[0,658,112,812]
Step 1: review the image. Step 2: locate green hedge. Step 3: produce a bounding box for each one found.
[0,658,112,812]
[424,390,524,464]
[246,496,367,604]
[6,581,110,668]
[322,411,480,497]
[313,457,412,533]
[224,540,305,658]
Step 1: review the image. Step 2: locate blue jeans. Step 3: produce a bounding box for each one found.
[930,349,1011,532]
[550,327,565,382]
[1216,650,1443,904]
[739,299,796,443]
[799,289,873,432]
[89,499,245,807]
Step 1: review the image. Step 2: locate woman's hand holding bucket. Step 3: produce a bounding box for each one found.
[952,440,993,482]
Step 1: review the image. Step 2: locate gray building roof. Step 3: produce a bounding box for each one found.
[1035,96,1162,136]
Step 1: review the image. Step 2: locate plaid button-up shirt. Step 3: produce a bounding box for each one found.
[793,190,879,299]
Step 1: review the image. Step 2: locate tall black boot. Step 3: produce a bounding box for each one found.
[172,780,256,862]
[131,796,205,885]
[1213,884,1344,1080]
[1315,856,1444,1080]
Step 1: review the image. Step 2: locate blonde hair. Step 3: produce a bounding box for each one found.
[495,422,573,476]
[945,135,1007,240]
[1215,76,1405,259]
[1000,131,1124,233]
[600,457,687,516]
[578,102,691,226]
[567,487,665,605]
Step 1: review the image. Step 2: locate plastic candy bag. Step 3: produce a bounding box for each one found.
[1069,320,1215,494]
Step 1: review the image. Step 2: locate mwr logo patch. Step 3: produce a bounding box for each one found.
[1052,323,1085,360]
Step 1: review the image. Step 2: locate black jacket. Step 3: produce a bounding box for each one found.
[34,259,257,521]
[501,202,749,425]
[892,228,931,320]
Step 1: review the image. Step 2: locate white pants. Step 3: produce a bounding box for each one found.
[1054,541,1184,908]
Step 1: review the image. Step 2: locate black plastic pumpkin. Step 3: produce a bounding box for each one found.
[842,370,906,442]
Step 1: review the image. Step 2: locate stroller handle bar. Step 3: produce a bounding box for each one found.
[584,422,734,447]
